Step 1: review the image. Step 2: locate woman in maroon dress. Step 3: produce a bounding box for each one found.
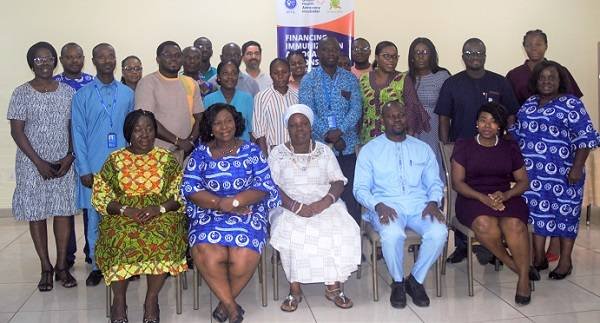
[451,102,532,305]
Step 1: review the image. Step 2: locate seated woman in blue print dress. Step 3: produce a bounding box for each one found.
[182,103,280,323]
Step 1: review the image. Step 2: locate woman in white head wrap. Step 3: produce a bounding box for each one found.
[268,104,362,312]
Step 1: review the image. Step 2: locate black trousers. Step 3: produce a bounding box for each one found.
[336,153,361,225]
[66,209,89,263]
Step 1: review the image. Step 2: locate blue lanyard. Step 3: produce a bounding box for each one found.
[94,84,118,129]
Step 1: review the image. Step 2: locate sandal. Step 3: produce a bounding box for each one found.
[110,305,128,323]
[54,267,77,288]
[280,293,303,312]
[212,303,245,322]
[38,268,54,292]
[325,287,353,309]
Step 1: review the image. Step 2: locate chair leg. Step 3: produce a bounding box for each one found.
[435,258,442,297]
[106,284,112,318]
[413,244,420,263]
[587,204,592,226]
[528,231,535,292]
[261,251,268,307]
[176,274,182,314]
[182,270,188,290]
[467,236,474,297]
[372,241,379,302]
[273,250,279,301]
[441,240,448,275]
[494,257,501,272]
[193,269,199,310]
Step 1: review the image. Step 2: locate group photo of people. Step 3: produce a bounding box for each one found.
[3,7,600,321]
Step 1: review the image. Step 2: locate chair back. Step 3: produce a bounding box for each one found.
[438,142,456,225]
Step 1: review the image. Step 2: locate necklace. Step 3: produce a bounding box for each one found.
[289,140,314,171]
[213,139,238,157]
[476,134,498,147]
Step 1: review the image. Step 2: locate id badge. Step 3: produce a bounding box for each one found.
[327,115,337,129]
[107,133,117,148]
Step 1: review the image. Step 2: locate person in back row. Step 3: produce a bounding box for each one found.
[208,42,260,97]
[242,40,272,91]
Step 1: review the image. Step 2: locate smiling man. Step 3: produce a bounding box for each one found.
[71,43,134,286]
[54,42,94,91]
[242,40,272,91]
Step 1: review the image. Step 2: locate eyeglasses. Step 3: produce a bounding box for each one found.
[33,56,55,66]
[463,50,486,58]
[413,49,430,57]
[161,52,182,60]
[123,66,142,72]
[353,46,370,52]
[379,53,399,60]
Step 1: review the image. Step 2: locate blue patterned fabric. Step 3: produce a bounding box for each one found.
[512,95,600,238]
[53,73,94,91]
[181,141,280,253]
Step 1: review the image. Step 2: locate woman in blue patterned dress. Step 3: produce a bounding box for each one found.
[512,60,599,280]
[182,103,280,323]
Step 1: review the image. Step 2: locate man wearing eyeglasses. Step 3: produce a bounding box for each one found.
[135,41,204,165]
[71,43,134,286]
[53,42,95,270]
[350,38,372,79]
[434,38,519,264]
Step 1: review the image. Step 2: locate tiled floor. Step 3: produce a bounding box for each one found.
[1,212,600,323]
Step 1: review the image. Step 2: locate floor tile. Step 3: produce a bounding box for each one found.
[530,310,600,323]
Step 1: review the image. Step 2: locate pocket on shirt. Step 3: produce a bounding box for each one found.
[406,161,427,187]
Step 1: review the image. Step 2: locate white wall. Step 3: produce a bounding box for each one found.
[1,0,598,208]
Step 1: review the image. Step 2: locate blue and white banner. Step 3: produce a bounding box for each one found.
[276,0,355,68]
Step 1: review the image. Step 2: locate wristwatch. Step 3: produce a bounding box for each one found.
[159,205,167,214]
[232,199,240,208]
[119,205,128,215]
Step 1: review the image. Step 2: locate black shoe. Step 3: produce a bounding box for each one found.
[529,266,541,281]
[515,293,531,305]
[473,245,495,266]
[534,258,549,271]
[84,257,92,264]
[390,281,406,309]
[548,265,572,280]
[86,270,103,286]
[447,248,467,263]
[66,259,75,269]
[405,274,430,307]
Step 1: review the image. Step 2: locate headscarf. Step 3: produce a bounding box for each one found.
[283,104,314,127]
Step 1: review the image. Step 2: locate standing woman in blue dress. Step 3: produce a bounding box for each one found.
[512,60,599,279]
[182,103,280,323]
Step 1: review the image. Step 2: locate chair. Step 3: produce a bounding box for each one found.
[105,273,184,317]
[192,250,269,310]
[438,141,534,296]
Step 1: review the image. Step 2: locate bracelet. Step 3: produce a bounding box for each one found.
[327,193,336,204]
[119,205,128,215]
[174,137,180,146]
[295,203,304,214]
[290,200,297,212]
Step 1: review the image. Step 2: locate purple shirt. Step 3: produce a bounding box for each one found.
[506,60,583,105]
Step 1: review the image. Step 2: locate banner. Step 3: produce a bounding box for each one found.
[276,0,355,69]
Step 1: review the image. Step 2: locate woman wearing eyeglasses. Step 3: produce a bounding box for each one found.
[121,55,143,91]
[7,41,78,292]
[359,41,430,144]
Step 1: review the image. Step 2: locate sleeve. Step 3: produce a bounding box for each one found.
[91,155,119,216]
[450,139,468,167]
[339,74,362,135]
[192,81,204,114]
[324,144,348,184]
[508,139,525,171]
[134,77,156,112]
[403,75,431,134]
[71,91,92,176]
[567,97,600,149]
[434,79,453,117]
[161,151,184,206]
[500,78,520,115]
[249,145,281,209]
[422,145,444,204]
[181,146,207,199]
[352,145,377,212]
[252,94,266,138]
[6,87,27,121]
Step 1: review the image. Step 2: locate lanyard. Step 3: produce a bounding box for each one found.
[94,84,118,129]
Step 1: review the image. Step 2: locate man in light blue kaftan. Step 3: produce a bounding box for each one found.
[353,101,447,309]
[71,43,134,286]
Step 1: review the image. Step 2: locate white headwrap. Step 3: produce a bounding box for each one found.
[284,104,314,127]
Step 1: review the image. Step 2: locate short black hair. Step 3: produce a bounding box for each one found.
[286,49,306,62]
[60,42,82,56]
[462,37,485,52]
[121,55,141,68]
[156,40,180,57]
[528,60,569,95]
[92,43,113,58]
[242,40,261,55]
[193,36,211,48]
[269,58,290,73]
[123,110,158,144]
[216,60,239,86]
[477,102,508,135]
[198,103,246,143]
[523,29,548,47]
[26,41,58,69]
